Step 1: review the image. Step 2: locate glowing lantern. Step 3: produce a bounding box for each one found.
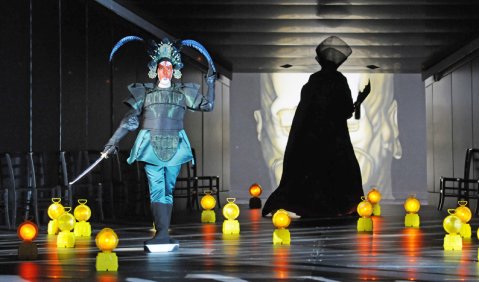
[443,209,463,250]
[272,209,291,245]
[455,201,472,223]
[17,221,39,260]
[222,198,240,234]
[404,195,421,227]
[249,183,262,197]
[223,198,240,220]
[357,197,373,218]
[201,193,216,223]
[74,199,91,221]
[47,198,64,235]
[404,195,421,214]
[96,228,119,252]
[367,188,382,216]
[48,198,65,219]
[95,228,119,271]
[57,207,76,248]
[272,209,291,229]
[74,199,92,237]
[18,221,38,242]
[201,193,216,210]
[249,183,263,209]
[357,197,373,232]
[454,201,472,238]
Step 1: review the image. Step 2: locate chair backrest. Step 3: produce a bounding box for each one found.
[464,148,479,180]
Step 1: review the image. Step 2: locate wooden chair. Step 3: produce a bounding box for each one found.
[438,148,479,214]
[175,148,220,211]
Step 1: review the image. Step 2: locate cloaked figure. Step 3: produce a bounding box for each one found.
[262,36,364,218]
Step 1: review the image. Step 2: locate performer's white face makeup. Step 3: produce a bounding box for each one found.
[157,61,173,88]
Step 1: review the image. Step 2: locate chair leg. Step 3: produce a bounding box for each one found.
[438,192,445,211]
[4,190,10,230]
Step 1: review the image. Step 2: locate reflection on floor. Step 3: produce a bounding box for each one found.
[1,204,479,281]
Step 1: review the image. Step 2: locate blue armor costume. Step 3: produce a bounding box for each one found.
[104,38,215,249]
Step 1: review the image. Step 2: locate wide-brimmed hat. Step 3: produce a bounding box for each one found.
[316,36,352,66]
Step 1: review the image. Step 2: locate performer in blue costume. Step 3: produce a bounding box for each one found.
[103,38,216,250]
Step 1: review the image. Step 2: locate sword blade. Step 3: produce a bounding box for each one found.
[69,153,107,185]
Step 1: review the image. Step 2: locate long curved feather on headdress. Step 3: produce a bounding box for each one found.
[180,39,216,74]
[109,36,145,62]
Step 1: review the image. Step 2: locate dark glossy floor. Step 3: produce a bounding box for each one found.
[1,203,479,281]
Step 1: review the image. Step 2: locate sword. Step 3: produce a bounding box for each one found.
[69,147,115,185]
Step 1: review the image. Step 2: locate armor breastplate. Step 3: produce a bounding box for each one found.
[142,87,186,161]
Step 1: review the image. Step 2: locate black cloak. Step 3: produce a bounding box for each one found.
[262,65,363,218]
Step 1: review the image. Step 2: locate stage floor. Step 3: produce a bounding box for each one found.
[0,203,478,281]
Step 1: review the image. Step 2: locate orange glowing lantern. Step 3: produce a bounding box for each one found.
[357,197,373,218]
[404,195,421,214]
[17,221,39,260]
[200,193,216,210]
[18,221,38,242]
[367,188,381,205]
[96,228,119,252]
[48,198,65,220]
[74,199,91,222]
[455,201,472,223]
[249,183,262,197]
[272,209,291,229]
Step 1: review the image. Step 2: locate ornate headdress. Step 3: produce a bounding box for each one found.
[147,38,183,79]
[316,36,352,67]
[109,36,216,80]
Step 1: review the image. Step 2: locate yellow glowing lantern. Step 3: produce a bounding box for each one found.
[272,209,291,245]
[74,199,91,222]
[95,228,119,252]
[74,199,92,237]
[48,198,65,220]
[272,209,291,229]
[58,208,76,232]
[223,198,240,220]
[455,201,472,238]
[404,195,421,214]
[222,198,240,234]
[367,188,381,205]
[201,192,217,223]
[443,209,463,250]
[357,197,373,218]
[357,197,373,232]
[18,221,38,242]
[95,228,119,271]
[57,207,76,248]
[249,183,263,198]
[455,201,472,223]
[201,193,216,210]
[443,211,463,234]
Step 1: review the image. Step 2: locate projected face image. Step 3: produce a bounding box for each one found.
[254,73,402,200]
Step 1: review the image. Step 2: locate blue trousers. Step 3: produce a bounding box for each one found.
[144,163,182,204]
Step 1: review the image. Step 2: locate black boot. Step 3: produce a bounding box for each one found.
[145,202,173,245]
